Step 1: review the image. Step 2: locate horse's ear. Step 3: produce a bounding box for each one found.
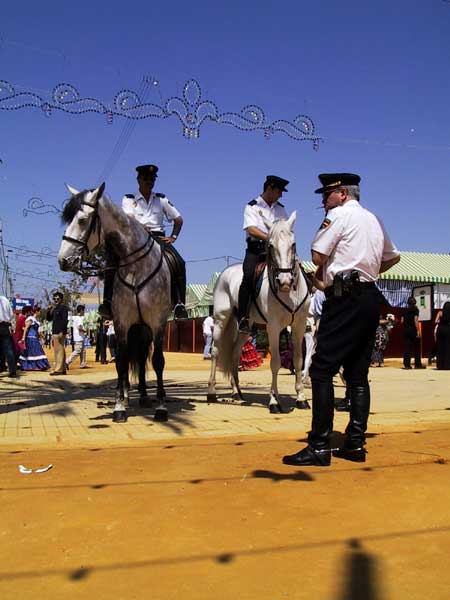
[287,211,297,230]
[95,182,106,200]
[65,184,79,196]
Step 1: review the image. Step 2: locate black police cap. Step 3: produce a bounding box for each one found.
[314,173,361,194]
[266,175,289,192]
[136,164,159,178]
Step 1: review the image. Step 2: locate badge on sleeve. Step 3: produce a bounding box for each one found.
[319,218,331,230]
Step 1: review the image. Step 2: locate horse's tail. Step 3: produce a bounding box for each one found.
[127,323,152,379]
[212,265,241,379]
[215,312,239,379]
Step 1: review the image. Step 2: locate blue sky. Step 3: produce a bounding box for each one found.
[1,0,450,300]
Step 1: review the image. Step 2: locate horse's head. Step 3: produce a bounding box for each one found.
[264,211,297,292]
[58,182,105,272]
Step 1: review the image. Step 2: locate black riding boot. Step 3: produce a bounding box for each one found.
[308,380,335,450]
[335,383,351,412]
[173,269,188,321]
[333,385,370,462]
[237,281,252,334]
[98,267,116,319]
[282,380,334,467]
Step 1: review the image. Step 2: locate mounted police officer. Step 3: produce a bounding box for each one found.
[98,164,188,321]
[237,175,289,334]
[282,173,400,466]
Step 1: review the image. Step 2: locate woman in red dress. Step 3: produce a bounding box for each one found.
[12,305,32,358]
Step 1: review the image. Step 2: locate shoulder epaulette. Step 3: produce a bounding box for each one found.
[248,199,258,206]
[125,194,135,199]
[155,192,165,198]
[278,201,284,208]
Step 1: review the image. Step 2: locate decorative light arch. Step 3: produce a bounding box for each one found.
[0,78,321,148]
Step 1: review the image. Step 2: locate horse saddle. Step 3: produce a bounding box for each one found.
[152,235,183,280]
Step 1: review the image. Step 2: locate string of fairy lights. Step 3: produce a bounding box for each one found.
[0,78,322,147]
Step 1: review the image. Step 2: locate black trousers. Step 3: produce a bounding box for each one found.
[308,284,380,449]
[403,331,422,368]
[237,248,266,321]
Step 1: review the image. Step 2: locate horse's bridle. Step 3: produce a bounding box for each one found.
[267,241,298,288]
[62,197,154,270]
[62,198,101,257]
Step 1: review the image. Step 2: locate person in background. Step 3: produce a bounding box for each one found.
[0,294,17,377]
[95,317,108,364]
[105,320,116,362]
[202,311,214,360]
[12,305,32,359]
[19,306,50,371]
[435,302,450,370]
[401,296,425,369]
[371,313,395,367]
[66,305,87,370]
[46,291,69,376]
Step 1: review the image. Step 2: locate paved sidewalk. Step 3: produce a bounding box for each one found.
[1,353,449,447]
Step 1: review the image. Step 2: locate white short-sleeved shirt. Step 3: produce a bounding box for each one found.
[71,315,85,343]
[202,316,214,335]
[311,200,399,288]
[243,196,288,240]
[0,295,13,323]
[122,191,181,233]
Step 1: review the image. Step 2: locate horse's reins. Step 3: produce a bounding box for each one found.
[62,197,165,322]
[117,238,164,323]
[253,241,309,325]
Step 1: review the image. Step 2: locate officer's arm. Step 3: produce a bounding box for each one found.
[311,250,328,266]
[246,226,267,241]
[379,254,400,273]
[164,216,183,244]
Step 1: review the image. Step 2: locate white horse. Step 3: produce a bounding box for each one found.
[207,212,311,413]
[58,183,173,423]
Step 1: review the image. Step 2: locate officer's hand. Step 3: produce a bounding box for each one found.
[162,236,176,244]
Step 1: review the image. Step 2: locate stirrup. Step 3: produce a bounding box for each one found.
[173,304,189,321]
[238,318,251,335]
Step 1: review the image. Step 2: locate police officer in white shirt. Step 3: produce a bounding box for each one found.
[99,164,188,320]
[283,173,400,466]
[237,175,289,334]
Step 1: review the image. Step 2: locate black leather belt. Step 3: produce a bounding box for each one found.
[324,281,376,299]
[246,239,266,253]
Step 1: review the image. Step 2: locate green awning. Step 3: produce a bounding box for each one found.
[302,251,450,284]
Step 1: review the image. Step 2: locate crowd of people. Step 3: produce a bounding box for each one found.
[0,292,117,376]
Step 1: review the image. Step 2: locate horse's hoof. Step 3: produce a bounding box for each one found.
[269,404,282,414]
[154,408,168,422]
[113,410,127,423]
[139,396,152,408]
[296,400,311,410]
[207,393,217,403]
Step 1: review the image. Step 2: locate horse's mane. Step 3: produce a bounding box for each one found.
[61,190,92,225]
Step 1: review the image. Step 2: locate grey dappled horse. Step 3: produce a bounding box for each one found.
[58,183,172,423]
[207,212,310,413]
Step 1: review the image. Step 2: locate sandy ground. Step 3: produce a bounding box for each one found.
[1,350,450,599]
